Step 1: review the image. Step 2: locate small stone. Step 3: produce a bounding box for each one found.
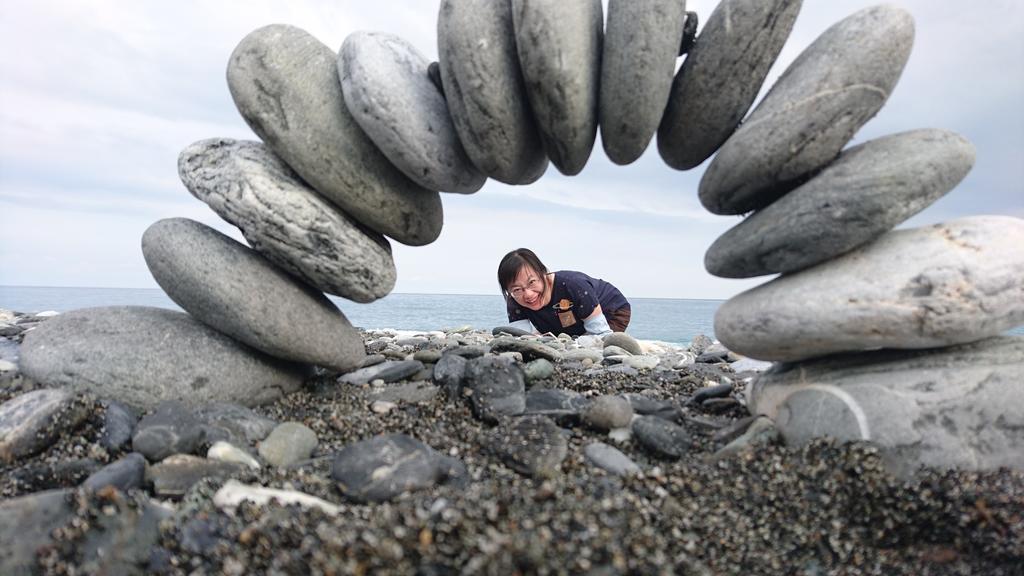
[214,479,342,515]
[712,417,779,460]
[83,452,147,493]
[523,358,555,383]
[132,401,206,463]
[602,332,642,355]
[689,383,734,405]
[603,345,633,357]
[371,382,440,405]
[330,433,466,502]
[632,416,692,460]
[100,400,138,453]
[433,353,468,399]
[146,455,245,498]
[371,400,397,415]
[581,395,634,431]
[490,416,567,478]
[0,389,90,463]
[413,349,443,364]
[259,422,318,468]
[622,355,660,371]
[207,441,261,470]
[584,442,640,476]
[464,356,526,423]
[492,325,532,337]
[194,403,278,445]
[490,336,562,362]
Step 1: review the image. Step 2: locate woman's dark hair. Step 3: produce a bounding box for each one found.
[497,248,548,298]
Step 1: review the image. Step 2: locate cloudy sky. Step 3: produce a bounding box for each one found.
[1,0,1021,300]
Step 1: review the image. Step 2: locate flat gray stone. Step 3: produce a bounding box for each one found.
[658,0,801,170]
[0,389,90,463]
[706,129,975,277]
[339,32,484,193]
[143,218,365,371]
[338,360,423,386]
[227,24,443,245]
[584,442,641,476]
[19,306,308,411]
[748,336,1024,477]
[146,454,245,498]
[433,353,468,398]
[371,382,440,405]
[699,5,914,214]
[562,348,604,363]
[603,332,642,355]
[259,422,318,467]
[464,355,526,423]
[715,216,1024,361]
[489,336,562,362]
[438,0,548,184]
[511,0,602,175]
[194,403,278,445]
[330,433,466,502]
[632,415,691,460]
[178,139,397,301]
[83,452,147,493]
[99,401,138,453]
[490,415,567,478]
[599,0,687,165]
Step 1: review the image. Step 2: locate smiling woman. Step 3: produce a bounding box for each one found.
[497,247,631,336]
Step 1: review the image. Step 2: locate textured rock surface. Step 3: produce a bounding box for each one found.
[178,139,397,301]
[715,216,1024,361]
[132,401,205,462]
[463,355,526,423]
[19,307,308,411]
[512,0,602,175]
[143,218,365,371]
[0,490,72,574]
[258,422,318,467]
[0,389,90,463]
[227,24,443,245]
[705,129,976,277]
[600,0,687,165]
[437,0,548,184]
[699,5,915,214]
[584,442,641,476]
[748,337,1024,477]
[331,433,466,502]
[339,32,485,193]
[490,415,568,478]
[658,0,801,170]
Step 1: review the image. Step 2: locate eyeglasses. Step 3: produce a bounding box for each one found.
[509,277,542,299]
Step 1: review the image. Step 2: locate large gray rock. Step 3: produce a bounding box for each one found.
[178,139,397,301]
[0,389,91,463]
[658,0,802,170]
[599,0,687,165]
[227,24,443,245]
[699,5,914,214]
[19,306,308,411]
[339,32,485,193]
[705,129,976,277]
[748,336,1024,477]
[437,0,548,184]
[142,218,365,371]
[715,216,1024,362]
[511,0,602,175]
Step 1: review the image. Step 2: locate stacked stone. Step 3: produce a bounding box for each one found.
[689,5,1024,475]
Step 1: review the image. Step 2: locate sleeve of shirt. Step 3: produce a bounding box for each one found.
[566,274,600,320]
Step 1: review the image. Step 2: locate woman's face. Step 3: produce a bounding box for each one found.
[508,265,547,311]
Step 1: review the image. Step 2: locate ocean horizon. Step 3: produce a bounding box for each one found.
[0,285,725,346]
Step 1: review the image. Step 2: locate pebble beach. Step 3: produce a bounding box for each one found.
[1,312,1021,575]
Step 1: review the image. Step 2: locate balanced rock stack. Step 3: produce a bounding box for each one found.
[688,5,1024,476]
[11,0,1022,480]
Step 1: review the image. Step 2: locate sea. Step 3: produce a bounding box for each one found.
[0,286,723,346]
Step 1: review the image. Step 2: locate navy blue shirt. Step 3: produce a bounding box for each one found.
[506,270,630,336]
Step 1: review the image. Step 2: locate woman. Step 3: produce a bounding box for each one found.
[497,248,631,336]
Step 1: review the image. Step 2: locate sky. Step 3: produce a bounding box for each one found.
[1,0,1021,300]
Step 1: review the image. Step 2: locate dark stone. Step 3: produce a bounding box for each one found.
[678,11,698,55]
[83,453,147,493]
[132,401,205,462]
[427,61,444,95]
[464,356,526,423]
[100,400,139,453]
[12,458,101,492]
[689,383,734,405]
[330,433,466,503]
[696,350,731,363]
[492,325,532,337]
[701,397,741,414]
[194,402,278,445]
[489,336,561,362]
[0,389,91,463]
[445,346,487,359]
[434,353,468,399]
[632,416,692,460]
[374,360,425,383]
[490,416,568,478]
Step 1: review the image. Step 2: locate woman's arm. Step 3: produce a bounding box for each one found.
[582,305,613,335]
[508,319,539,334]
